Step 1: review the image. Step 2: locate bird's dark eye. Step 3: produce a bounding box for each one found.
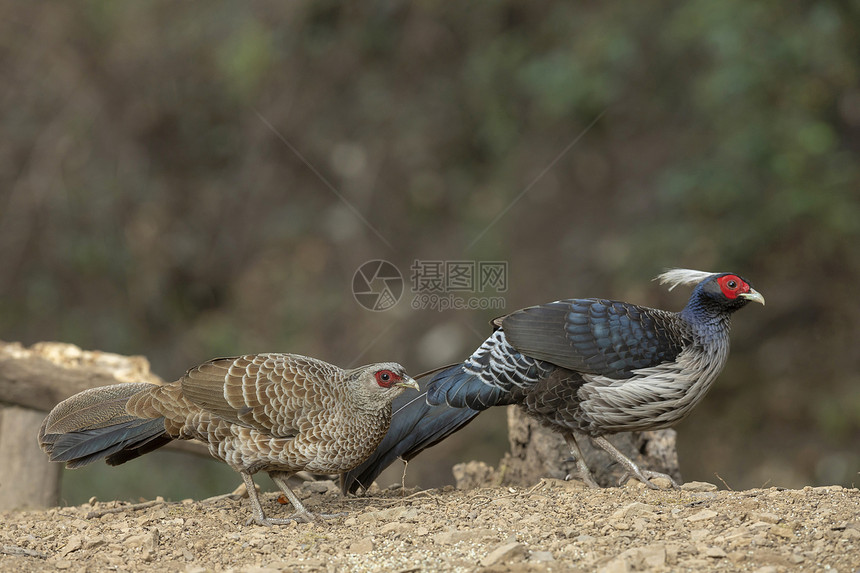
[727,280,737,289]
[375,370,395,386]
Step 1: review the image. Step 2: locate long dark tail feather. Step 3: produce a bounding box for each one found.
[38,382,171,469]
[426,364,510,410]
[341,376,481,495]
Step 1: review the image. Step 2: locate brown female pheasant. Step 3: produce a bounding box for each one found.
[39,353,418,525]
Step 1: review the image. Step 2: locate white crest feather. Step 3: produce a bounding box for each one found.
[654,268,716,291]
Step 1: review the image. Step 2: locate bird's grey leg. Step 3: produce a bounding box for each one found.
[563,433,600,488]
[240,472,286,526]
[237,471,310,526]
[591,436,679,489]
[269,471,346,523]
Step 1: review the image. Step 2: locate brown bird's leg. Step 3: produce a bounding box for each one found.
[563,433,600,488]
[240,472,295,526]
[268,471,346,523]
[590,436,679,489]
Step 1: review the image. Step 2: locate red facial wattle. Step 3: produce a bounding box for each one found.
[717,274,749,300]
[375,370,400,388]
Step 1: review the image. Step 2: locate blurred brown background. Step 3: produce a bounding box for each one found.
[1,2,858,504]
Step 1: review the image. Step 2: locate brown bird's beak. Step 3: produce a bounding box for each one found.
[396,377,420,391]
[739,288,765,306]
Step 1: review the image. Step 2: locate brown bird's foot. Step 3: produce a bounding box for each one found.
[263,471,346,524]
[245,510,346,526]
[292,511,347,523]
[563,433,601,488]
[239,471,340,527]
[591,436,679,490]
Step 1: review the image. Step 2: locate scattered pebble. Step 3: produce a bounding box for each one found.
[681,481,718,492]
[480,541,525,566]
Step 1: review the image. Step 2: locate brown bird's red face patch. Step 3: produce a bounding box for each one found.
[374,369,401,388]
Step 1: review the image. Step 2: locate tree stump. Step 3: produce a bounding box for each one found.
[0,341,211,510]
[501,405,681,487]
[0,406,62,509]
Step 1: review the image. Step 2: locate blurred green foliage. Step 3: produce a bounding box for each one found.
[1,1,858,503]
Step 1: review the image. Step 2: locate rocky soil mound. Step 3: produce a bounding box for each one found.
[1,477,858,572]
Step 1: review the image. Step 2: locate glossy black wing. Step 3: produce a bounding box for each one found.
[501,299,689,379]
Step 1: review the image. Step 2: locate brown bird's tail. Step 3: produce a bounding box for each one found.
[38,382,171,468]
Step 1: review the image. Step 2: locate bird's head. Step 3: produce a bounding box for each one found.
[348,362,419,409]
[657,268,765,315]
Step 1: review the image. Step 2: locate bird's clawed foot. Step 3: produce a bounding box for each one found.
[563,434,601,489]
[564,468,601,489]
[247,510,346,527]
[618,469,680,490]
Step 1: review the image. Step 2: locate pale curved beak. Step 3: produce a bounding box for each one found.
[739,288,765,306]
[396,376,420,391]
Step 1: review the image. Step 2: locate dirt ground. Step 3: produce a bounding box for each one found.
[1,471,859,573]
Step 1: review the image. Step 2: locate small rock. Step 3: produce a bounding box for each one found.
[681,481,718,492]
[769,526,794,539]
[125,533,152,548]
[480,542,525,567]
[453,461,497,490]
[58,536,82,557]
[530,550,554,562]
[649,477,674,489]
[727,551,747,563]
[597,557,631,573]
[705,546,727,558]
[611,502,658,519]
[686,509,718,522]
[433,528,496,544]
[637,545,666,567]
[749,512,780,524]
[349,537,374,554]
[379,522,401,535]
[843,528,860,539]
[53,560,72,570]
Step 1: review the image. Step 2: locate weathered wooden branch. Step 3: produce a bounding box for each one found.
[0,341,210,510]
[0,340,163,411]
